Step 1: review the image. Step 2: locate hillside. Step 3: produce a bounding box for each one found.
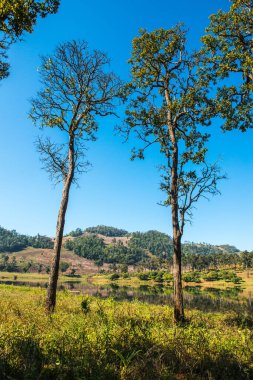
[0,225,247,274]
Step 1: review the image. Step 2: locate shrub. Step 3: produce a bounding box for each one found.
[137,273,150,281]
[183,272,201,283]
[202,271,221,281]
[110,273,120,281]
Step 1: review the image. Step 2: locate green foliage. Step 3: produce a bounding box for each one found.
[129,230,173,259]
[124,25,223,236]
[65,235,148,265]
[81,296,91,314]
[0,0,60,80]
[138,272,150,281]
[59,261,69,273]
[201,0,253,132]
[0,0,60,40]
[0,227,27,252]
[0,286,252,379]
[22,261,32,273]
[110,273,120,281]
[202,270,242,283]
[67,228,83,237]
[85,225,128,237]
[65,235,105,261]
[105,241,147,265]
[27,234,53,249]
[202,271,222,282]
[0,226,53,253]
[240,251,253,269]
[183,249,251,271]
[0,254,18,272]
[137,271,173,283]
[183,272,201,283]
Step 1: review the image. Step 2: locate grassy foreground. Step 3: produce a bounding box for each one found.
[0,286,252,379]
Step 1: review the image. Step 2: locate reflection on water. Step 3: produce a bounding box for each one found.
[0,279,252,313]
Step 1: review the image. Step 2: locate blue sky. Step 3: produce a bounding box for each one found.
[0,0,252,250]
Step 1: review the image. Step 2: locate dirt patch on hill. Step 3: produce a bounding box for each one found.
[11,247,109,274]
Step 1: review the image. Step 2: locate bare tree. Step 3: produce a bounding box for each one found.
[30,40,121,312]
[122,26,225,323]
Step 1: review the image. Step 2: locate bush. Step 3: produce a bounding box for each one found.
[110,273,120,281]
[183,272,201,283]
[137,273,150,281]
[202,271,221,281]
[163,273,173,282]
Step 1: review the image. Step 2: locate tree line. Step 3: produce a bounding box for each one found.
[67,225,129,237]
[1,0,252,322]
[0,226,53,252]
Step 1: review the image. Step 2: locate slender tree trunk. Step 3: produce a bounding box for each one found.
[164,90,185,323]
[170,157,184,322]
[170,144,185,323]
[45,137,75,313]
[173,233,184,322]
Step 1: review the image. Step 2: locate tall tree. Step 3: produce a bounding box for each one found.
[30,40,121,312]
[123,26,224,323]
[201,0,253,131]
[0,0,60,79]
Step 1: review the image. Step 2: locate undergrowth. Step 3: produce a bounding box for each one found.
[0,285,252,379]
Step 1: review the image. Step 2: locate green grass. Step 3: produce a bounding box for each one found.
[0,285,252,379]
[0,271,89,283]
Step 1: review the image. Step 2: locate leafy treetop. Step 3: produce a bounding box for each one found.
[201,0,253,131]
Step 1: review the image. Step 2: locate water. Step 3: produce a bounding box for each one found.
[0,278,252,313]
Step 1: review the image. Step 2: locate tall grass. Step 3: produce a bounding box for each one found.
[0,285,252,379]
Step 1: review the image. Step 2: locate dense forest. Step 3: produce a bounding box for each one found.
[0,226,53,252]
[64,226,253,270]
[64,235,147,265]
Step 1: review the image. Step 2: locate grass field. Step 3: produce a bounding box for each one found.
[0,284,252,379]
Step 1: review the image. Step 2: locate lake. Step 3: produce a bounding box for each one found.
[0,278,252,314]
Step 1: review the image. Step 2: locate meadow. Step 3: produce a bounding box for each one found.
[0,284,252,380]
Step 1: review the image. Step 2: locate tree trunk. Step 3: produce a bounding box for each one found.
[170,143,185,323]
[170,154,184,322]
[164,90,185,323]
[45,138,75,313]
[173,233,184,322]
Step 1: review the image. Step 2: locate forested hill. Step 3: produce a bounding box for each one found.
[63,225,241,265]
[67,225,239,255]
[0,225,244,270]
[0,225,240,257]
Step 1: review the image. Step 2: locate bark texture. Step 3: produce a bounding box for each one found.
[45,138,75,313]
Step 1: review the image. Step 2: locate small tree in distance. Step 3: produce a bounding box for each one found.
[30,40,122,312]
[122,26,225,323]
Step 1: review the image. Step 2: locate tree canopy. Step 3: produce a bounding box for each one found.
[85,225,128,237]
[201,0,253,131]
[0,0,60,80]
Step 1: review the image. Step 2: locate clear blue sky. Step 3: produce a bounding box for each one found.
[0,0,252,250]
